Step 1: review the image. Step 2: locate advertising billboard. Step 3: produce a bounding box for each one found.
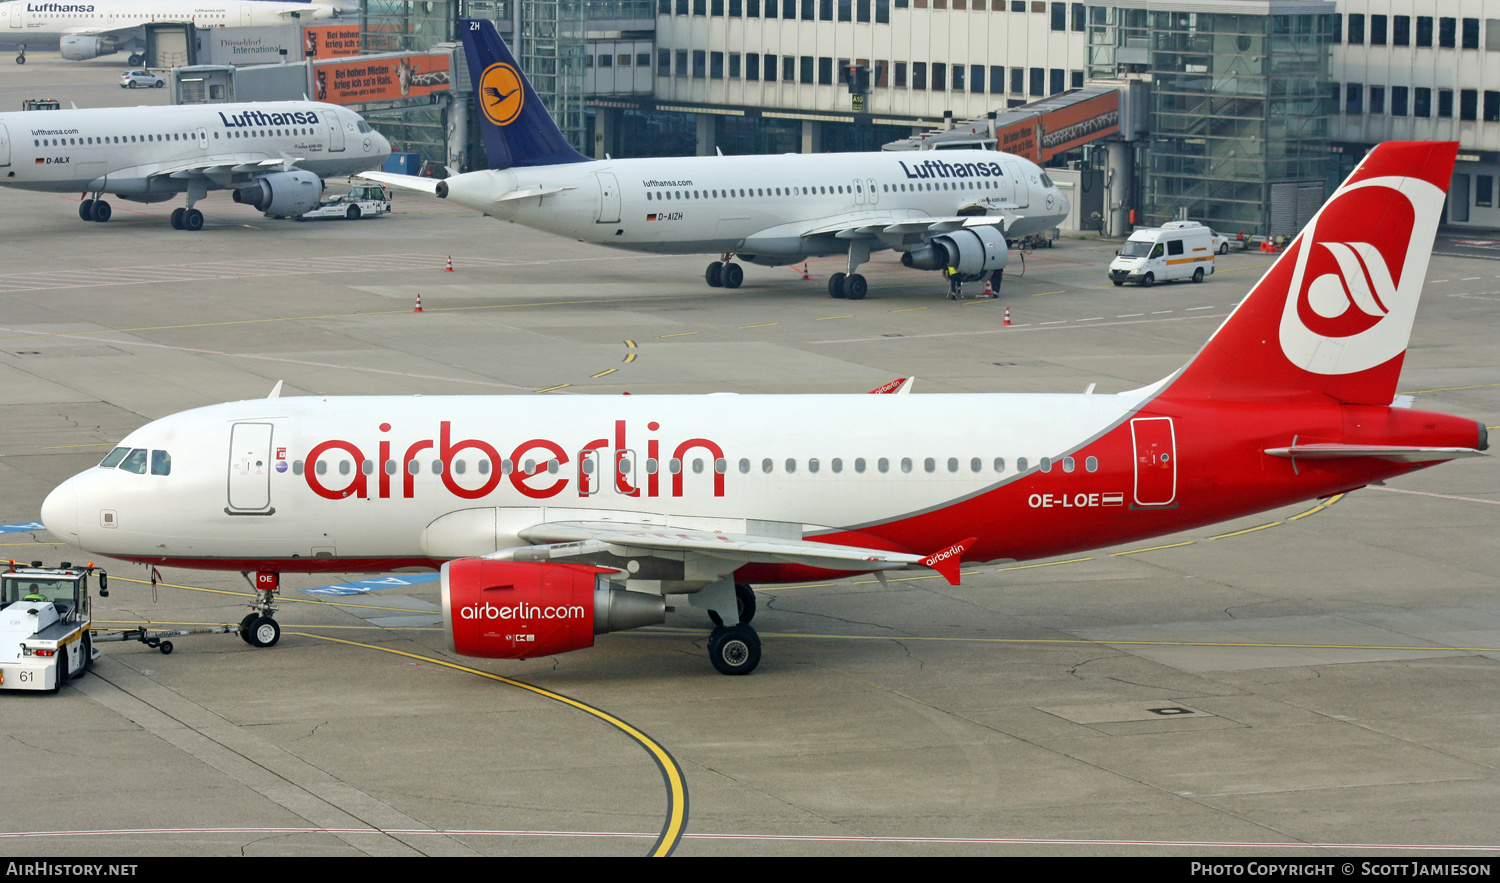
[311,53,452,105]
[302,24,363,60]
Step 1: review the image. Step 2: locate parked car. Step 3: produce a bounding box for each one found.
[119,70,165,89]
[1207,228,1231,254]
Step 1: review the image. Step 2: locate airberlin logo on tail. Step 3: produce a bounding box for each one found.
[478,63,524,127]
[1278,176,1446,376]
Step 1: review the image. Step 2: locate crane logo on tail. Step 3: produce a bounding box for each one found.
[1278,176,1445,376]
[478,62,524,126]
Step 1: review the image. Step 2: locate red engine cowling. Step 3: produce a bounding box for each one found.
[441,559,665,659]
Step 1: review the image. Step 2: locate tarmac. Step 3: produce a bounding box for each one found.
[0,53,1497,858]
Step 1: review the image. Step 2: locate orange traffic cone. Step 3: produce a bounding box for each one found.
[445,255,454,272]
[801,262,813,281]
[982,278,994,298]
[1003,306,1012,326]
[414,293,424,313]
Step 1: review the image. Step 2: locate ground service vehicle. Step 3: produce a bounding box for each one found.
[119,70,165,89]
[294,184,392,221]
[1109,220,1216,287]
[0,563,102,692]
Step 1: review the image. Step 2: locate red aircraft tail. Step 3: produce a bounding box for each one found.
[1161,141,1458,407]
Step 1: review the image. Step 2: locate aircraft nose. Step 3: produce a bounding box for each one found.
[40,478,80,544]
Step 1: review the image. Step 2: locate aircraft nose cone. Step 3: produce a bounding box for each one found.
[40,479,80,543]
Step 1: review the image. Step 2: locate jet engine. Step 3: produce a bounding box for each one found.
[442,559,666,659]
[232,170,323,217]
[60,36,116,60]
[901,225,1009,277]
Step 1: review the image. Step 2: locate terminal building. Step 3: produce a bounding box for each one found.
[165,0,1500,234]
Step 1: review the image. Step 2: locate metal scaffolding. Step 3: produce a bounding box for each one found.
[518,0,588,152]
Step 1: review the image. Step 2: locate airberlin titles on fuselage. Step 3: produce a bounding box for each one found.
[302,419,726,502]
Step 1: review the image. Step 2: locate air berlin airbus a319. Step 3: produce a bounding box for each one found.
[40,141,1487,674]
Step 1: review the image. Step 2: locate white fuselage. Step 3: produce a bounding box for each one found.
[441,150,1070,257]
[1,0,334,41]
[40,390,1145,568]
[0,102,391,196]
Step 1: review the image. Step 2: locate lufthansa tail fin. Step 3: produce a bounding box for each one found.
[458,18,592,170]
[1160,141,1458,407]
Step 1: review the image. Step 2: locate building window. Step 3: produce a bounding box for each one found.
[1417,16,1433,47]
[784,55,796,80]
[1011,0,1023,10]
[895,61,907,87]
[711,51,724,78]
[1345,82,1362,115]
[729,53,741,77]
[952,64,964,91]
[1370,15,1386,45]
[1369,85,1384,114]
[1415,87,1432,117]
[1391,85,1408,116]
[1050,68,1064,94]
[1050,1,1064,30]
[971,65,985,93]
[1029,67,1044,96]
[913,61,927,90]
[675,49,688,76]
[1489,20,1500,50]
[1347,13,1364,44]
[659,0,671,13]
[1394,15,1410,46]
[818,56,833,85]
[1331,13,1341,43]
[730,0,742,13]
[1461,89,1478,120]
[1464,17,1480,49]
[857,0,870,21]
[1071,2,1084,31]
[693,49,706,78]
[839,0,852,20]
[746,52,760,80]
[1440,17,1456,48]
[801,0,813,20]
[1071,70,1083,89]
[990,65,1004,94]
[748,0,760,13]
[676,0,688,13]
[876,0,889,23]
[1478,175,1494,208]
[693,0,705,14]
[819,0,832,19]
[658,48,670,76]
[800,56,814,84]
[711,0,724,13]
[1011,67,1023,93]
[1486,91,1500,122]
[1437,89,1451,118]
[932,62,946,90]
[765,54,777,81]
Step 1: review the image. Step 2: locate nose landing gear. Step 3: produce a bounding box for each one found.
[238,571,282,648]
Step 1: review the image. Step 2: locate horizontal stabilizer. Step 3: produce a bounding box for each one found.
[922,537,976,586]
[1265,444,1486,463]
[357,171,441,194]
[867,377,914,395]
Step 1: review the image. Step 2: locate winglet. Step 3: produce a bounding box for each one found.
[922,537,976,585]
[868,377,914,395]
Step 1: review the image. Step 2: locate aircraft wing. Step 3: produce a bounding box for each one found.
[60,25,143,37]
[489,521,975,585]
[800,211,1009,239]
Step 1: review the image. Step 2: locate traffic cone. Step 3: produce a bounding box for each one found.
[982,278,994,298]
[413,293,424,313]
[445,255,454,272]
[1003,306,1012,326]
[801,262,812,281]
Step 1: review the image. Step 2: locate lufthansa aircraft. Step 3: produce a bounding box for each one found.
[2,0,336,65]
[361,19,1071,300]
[40,141,1486,675]
[0,100,391,228]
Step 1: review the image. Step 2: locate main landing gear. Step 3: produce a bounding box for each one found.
[705,256,744,289]
[237,571,282,648]
[827,239,872,300]
[700,582,760,675]
[79,196,112,222]
[14,44,25,65]
[169,179,210,231]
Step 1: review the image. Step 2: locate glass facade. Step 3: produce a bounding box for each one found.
[1088,4,1336,237]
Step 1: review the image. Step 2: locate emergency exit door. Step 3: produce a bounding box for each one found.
[228,422,274,513]
[1131,416,1176,507]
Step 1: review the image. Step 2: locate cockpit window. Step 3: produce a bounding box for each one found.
[356,120,372,133]
[1038,170,1054,188]
[151,450,172,476]
[100,447,129,468]
[119,448,149,474]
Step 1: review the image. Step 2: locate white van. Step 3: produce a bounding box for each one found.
[1108,221,1216,287]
